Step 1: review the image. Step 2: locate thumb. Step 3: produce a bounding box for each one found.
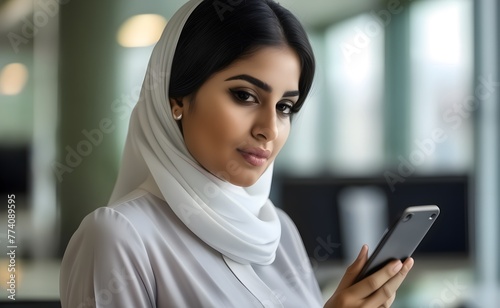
[336,245,368,291]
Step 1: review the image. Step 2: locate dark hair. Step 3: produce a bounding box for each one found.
[169,0,315,115]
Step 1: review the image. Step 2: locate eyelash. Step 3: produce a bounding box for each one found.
[229,89,296,117]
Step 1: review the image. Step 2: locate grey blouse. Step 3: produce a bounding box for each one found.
[60,188,323,307]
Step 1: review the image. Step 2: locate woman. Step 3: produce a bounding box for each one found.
[60,0,414,307]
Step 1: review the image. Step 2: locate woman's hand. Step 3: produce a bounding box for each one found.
[324,245,414,308]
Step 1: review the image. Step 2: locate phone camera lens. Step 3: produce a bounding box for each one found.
[403,213,413,222]
[429,213,437,220]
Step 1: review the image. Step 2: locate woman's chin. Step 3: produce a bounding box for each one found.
[232,175,260,187]
[221,171,263,187]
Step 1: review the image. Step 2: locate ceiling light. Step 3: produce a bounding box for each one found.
[117,14,167,48]
[0,63,29,96]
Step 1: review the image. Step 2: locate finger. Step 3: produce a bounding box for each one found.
[382,292,396,308]
[349,258,404,298]
[335,245,368,291]
[365,257,414,307]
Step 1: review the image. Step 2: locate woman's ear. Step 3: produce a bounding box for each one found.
[169,97,183,108]
[169,97,184,121]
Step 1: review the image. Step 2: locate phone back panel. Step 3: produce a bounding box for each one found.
[357,205,440,280]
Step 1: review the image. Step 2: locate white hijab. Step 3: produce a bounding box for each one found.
[108,0,281,266]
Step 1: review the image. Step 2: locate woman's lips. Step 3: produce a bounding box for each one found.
[237,148,271,167]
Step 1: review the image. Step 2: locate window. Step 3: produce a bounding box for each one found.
[409,0,473,174]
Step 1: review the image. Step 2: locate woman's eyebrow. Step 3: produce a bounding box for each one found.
[283,90,300,97]
[225,74,271,92]
[225,74,299,97]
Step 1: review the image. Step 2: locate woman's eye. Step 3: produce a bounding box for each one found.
[230,89,255,102]
[277,102,294,115]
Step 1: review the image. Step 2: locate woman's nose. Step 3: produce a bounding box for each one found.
[251,108,279,141]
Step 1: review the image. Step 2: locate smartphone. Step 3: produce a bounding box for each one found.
[355,205,440,282]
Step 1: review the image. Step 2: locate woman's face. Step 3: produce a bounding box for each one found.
[173,46,301,187]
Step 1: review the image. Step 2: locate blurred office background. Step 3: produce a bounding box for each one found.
[0,0,498,306]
